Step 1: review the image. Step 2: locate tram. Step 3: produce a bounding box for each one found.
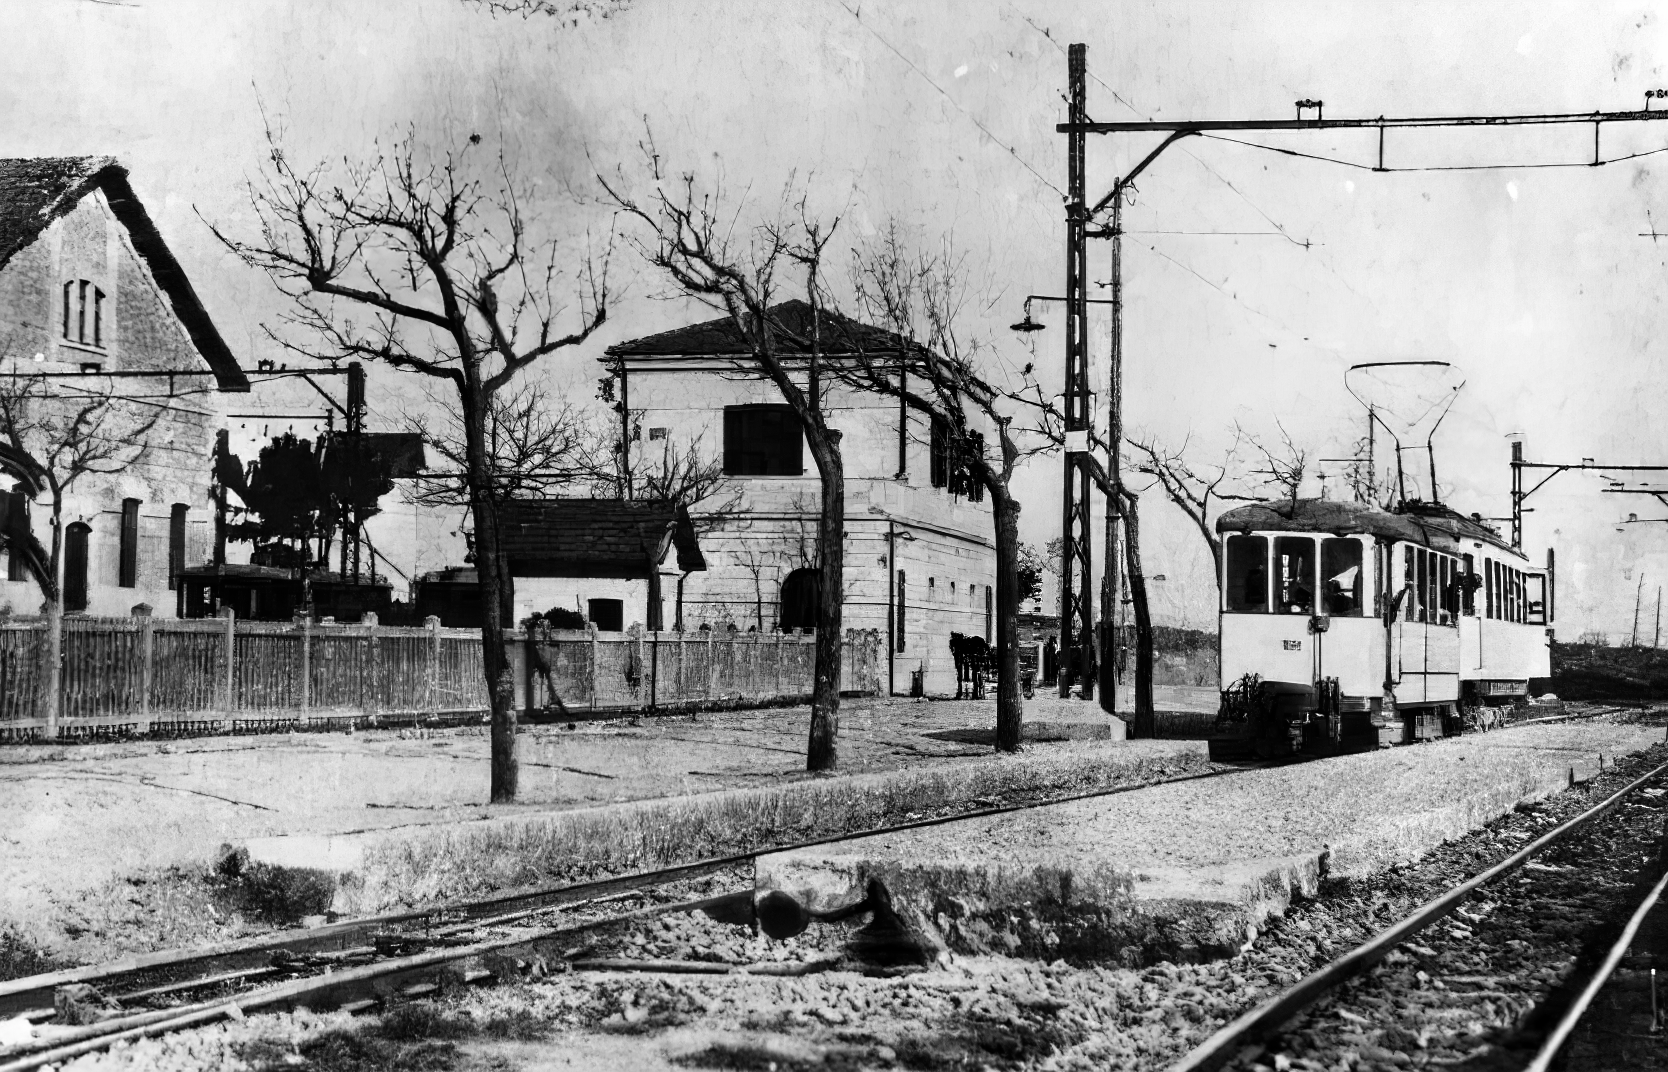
[1213,498,1553,757]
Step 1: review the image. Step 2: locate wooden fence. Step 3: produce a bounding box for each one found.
[0,614,884,740]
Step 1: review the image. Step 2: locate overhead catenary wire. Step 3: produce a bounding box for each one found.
[835,0,1064,198]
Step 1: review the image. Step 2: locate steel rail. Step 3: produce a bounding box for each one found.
[1522,863,1668,1072]
[0,892,736,1072]
[0,758,1266,1019]
[1167,759,1668,1072]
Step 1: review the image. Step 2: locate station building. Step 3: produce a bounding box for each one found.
[0,157,247,617]
[604,300,997,695]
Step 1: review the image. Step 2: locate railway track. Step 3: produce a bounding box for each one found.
[0,702,1644,1071]
[1169,750,1668,1072]
[0,756,1293,1071]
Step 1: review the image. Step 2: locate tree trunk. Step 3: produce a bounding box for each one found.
[39,511,63,739]
[1123,492,1155,739]
[991,485,1024,752]
[806,432,843,772]
[460,383,518,803]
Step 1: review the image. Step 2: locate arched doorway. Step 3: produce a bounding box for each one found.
[779,567,821,633]
[64,522,90,613]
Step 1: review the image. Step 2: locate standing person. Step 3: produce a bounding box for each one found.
[1042,635,1058,687]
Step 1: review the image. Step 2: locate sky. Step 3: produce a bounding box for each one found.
[8,0,1668,638]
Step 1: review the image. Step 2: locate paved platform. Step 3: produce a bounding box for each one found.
[755,720,1666,968]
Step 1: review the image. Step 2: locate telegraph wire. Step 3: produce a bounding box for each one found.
[835,0,1065,198]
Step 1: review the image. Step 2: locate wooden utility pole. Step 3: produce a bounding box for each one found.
[1655,586,1661,648]
[1632,574,1645,647]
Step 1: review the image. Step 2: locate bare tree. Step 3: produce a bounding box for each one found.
[591,432,740,534]
[599,155,846,772]
[1244,420,1309,508]
[0,368,158,734]
[841,223,1041,751]
[1124,428,1256,583]
[211,126,609,803]
[407,381,606,509]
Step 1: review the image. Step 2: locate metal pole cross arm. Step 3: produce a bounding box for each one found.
[1059,106,1668,135]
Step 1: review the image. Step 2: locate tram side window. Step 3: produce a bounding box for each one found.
[1274,536,1315,614]
[1461,554,1476,616]
[1321,538,1363,617]
[1483,560,1494,619]
[1224,535,1269,613]
[1416,548,1430,624]
[1404,546,1417,622]
[1435,555,1450,625]
[1507,568,1518,623]
[1526,573,1546,625]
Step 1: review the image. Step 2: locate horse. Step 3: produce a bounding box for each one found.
[949,631,992,700]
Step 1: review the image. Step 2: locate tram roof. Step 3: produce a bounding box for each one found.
[1216,499,1523,559]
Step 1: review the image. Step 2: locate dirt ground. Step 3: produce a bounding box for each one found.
[0,691,1207,966]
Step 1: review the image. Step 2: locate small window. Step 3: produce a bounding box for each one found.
[928,576,936,601]
[1321,538,1362,617]
[895,570,907,653]
[587,598,624,632]
[168,504,188,591]
[963,432,985,502]
[1224,535,1269,613]
[62,279,107,349]
[1275,536,1315,615]
[1526,573,1546,625]
[930,417,951,489]
[984,584,993,642]
[64,521,90,613]
[118,498,140,589]
[723,405,802,476]
[648,427,668,441]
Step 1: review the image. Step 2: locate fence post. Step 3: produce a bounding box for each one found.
[677,631,685,706]
[363,612,380,723]
[40,604,61,739]
[298,615,312,720]
[588,623,598,712]
[524,627,537,719]
[218,607,235,724]
[136,608,154,736]
[426,615,441,720]
[706,627,715,700]
[775,631,784,697]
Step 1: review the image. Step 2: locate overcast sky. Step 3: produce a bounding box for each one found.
[10,0,1668,637]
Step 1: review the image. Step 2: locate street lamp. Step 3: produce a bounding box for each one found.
[1008,294,1114,334]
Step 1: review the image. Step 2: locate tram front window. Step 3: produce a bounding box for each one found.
[1321,538,1363,617]
[1275,536,1315,614]
[1224,534,1269,613]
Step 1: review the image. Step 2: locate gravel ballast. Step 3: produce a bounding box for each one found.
[757,721,1666,967]
[32,713,1668,1072]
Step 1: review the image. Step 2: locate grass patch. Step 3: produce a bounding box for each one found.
[0,924,63,981]
[351,741,1209,912]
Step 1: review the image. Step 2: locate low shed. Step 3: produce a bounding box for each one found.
[499,499,706,631]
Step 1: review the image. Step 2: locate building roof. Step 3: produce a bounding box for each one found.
[498,499,707,578]
[1215,498,1523,559]
[361,432,426,478]
[0,157,249,392]
[605,298,915,359]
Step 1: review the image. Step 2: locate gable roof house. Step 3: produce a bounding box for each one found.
[0,157,247,618]
[604,300,995,696]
